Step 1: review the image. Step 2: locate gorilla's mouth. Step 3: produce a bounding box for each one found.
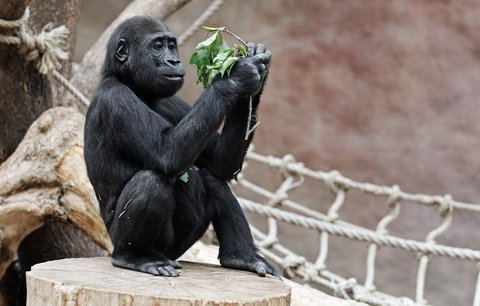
[162,74,184,81]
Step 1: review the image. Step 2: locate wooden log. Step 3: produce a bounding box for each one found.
[26,257,291,306]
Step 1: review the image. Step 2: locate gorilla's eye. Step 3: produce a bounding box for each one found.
[153,40,163,50]
[168,42,176,50]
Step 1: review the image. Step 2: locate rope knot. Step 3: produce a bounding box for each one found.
[267,191,288,207]
[18,23,69,74]
[334,277,357,299]
[438,194,453,217]
[281,255,305,278]
[0,8,69,75]
[325,170,342,193]
[279,154,296,177]
[387,184,401,207]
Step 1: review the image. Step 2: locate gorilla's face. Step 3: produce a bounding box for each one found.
[145,29,185,96]
[109,16,185,99]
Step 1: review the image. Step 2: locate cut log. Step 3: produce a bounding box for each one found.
[26,257,291,306]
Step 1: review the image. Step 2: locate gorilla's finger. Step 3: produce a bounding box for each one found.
[258,63,266,72]
[254,265,266,277]
[246,42,256,57]
[265,50,272,61]
[250,52,271,65]
[156,266,171,276]
[145,265,161,276]
[263,264,282,279]
[157,265,179,277]
[165,265,180,276]
[168,260,183,269]
[255,43,266,54]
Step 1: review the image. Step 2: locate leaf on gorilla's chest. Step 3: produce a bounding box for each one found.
[179,171,189,183]
[190,26,247,87]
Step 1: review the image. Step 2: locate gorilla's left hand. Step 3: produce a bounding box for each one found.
[220,253,281,278]
[245,42,271,96]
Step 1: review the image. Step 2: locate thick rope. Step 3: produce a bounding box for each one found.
[237,149,480,305]
[0,8,90,108]
[247,151,480,212]
[0,8,68,74]
[250,226,420,306]
[239,198,480,261]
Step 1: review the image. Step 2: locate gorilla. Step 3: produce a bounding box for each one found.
[84,16,278,277]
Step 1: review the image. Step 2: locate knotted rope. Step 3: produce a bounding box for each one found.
[0,9,69,75]
[0,8,92,107]
[231,149,480,306]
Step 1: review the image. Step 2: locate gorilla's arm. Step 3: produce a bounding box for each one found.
[157,95,259,181]
[195,96,258,180]
[197,43,270,180]
[155,44,270,180]
[101,79,233,178]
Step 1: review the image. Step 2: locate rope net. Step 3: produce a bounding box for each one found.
[219,148,480,306]
[2,3,480,306]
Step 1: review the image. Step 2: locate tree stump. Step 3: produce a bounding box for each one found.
[26,257,291,306]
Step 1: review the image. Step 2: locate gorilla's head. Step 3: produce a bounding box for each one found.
[103,16,185,99]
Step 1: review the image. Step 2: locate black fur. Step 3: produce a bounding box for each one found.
[84,16,278,277]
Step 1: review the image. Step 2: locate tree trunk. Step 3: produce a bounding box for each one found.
[0,1,97,305]
[0,0,48,163]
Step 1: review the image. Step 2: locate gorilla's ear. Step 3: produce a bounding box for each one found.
[115,39,128,62]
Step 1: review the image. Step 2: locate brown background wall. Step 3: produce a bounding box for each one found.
[76,1,480,305]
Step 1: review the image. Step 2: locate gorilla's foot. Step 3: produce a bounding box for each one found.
[220,253,281,278]
[112,252,180,277]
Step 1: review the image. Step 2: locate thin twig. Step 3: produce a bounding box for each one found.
[244,97,260,140]
[245,97,253,140]
[219,27,247,46]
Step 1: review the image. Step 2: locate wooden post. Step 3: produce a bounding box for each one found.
[26,257,291,305]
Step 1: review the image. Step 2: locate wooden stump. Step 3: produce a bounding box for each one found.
[26,257,291,306]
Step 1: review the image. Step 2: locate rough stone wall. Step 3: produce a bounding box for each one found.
[76,1,480,305]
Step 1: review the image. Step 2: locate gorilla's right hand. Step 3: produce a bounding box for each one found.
[214,43,272,97]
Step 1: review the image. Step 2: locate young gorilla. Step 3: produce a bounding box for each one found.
[84,16,278,277]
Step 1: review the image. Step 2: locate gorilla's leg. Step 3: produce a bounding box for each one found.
[201,171,280,277]
[163,169,211,260]
[109,170,181,276]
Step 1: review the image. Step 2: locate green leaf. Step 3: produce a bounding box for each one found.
[219,41,231,53]
[202,26,221,32]
[214,49,234,63]
[195,31,219,49]
[235,43,247,58]
[220,56,238,76]
[190,48,209,66]
[179,171,189,183]
[207,68,220,86]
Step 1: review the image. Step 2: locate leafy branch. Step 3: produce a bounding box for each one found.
[190,27,260,142]
[189,26,247,87]
[190,26,261,141]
